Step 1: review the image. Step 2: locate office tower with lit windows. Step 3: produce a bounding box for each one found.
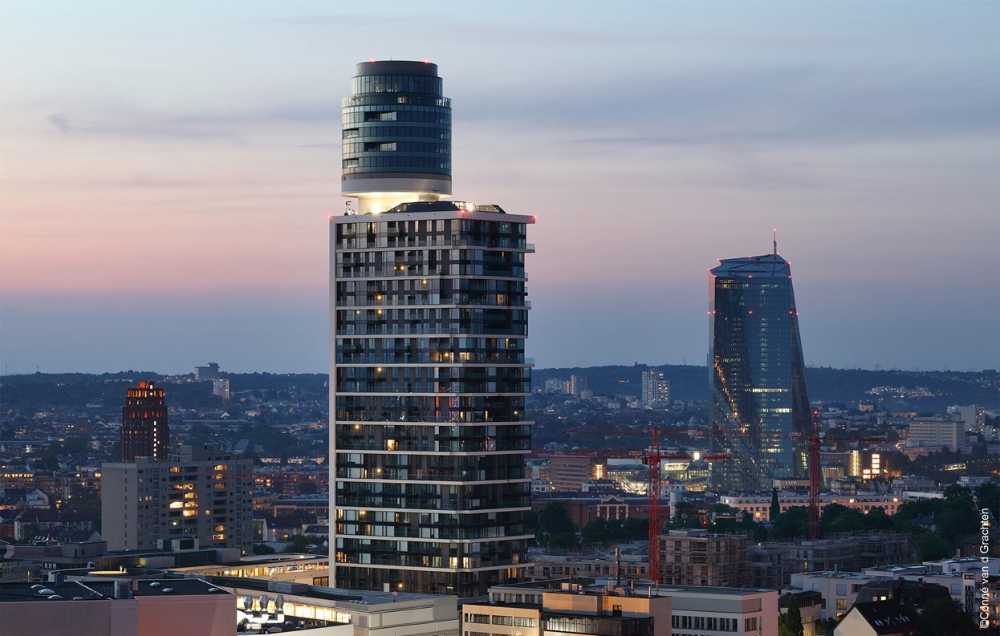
[331,60,535,596]
[121,380,169,462]
[641,369,671,409]
[708,245,810,492]
[101,445,253,552]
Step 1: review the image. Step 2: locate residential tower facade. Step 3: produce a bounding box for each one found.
[101,445,254,552]
[121,380,169,462]
[330,61,534,596]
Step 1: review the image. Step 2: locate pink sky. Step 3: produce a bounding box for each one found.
[2,2,999,372]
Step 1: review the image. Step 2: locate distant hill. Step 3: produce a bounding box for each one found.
[2,367,997,414]
[533,364,1000,409]
[0,372,326,415]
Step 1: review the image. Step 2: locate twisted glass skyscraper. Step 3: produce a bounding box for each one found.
[330,61,534,596]
[709,248,810,492]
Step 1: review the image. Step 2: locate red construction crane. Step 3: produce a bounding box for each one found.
[808,407,822,540]
[642,427,664,584]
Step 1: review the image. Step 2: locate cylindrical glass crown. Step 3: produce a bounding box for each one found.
[341,60,452,198]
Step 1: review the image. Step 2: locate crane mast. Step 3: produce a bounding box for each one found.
[808,407,822,540]
[642,428,664,584]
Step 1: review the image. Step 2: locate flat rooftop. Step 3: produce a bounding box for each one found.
[0,581,104,602]
[131,579,227,597]
[209,576,448,606]
[795,571,874,579]
[712,253,790,278]
[0,578,230,603]
[490,578,773,598]
[648,584,775,596]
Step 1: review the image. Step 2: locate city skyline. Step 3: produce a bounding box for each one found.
[3,7,999,635]
[3,2,1000,374]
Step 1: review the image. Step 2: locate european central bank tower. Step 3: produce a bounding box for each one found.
[330,61,534,596]
[709,246,810,493]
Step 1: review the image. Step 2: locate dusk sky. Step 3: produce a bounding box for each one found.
[2,1,998,374]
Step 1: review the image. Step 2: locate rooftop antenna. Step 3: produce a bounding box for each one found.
[772,228,778,256]
[615,545,622,587]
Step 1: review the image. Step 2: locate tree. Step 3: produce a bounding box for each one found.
[976,483,1000,521]
[711,517,747,535]
[621,517,648,541]
[937,487,978,544]
[524,508,539,535]
[862,507,894,531]
[918,597,977,636]
[252,544,276,555]
[582,519,610,546]
[915,532,951,560]
[583,517,649,546]
[537,503,577,549]
[893,499,939,533]
[749,514,769,542]
[821,505,866,534]
[668,502,703,529]
[770,488,781,522]
[771,507,809,540]
[778,606,804,636]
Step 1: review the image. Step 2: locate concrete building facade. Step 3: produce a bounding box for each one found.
[659,529,750,588]
[101,446,253,552]
[0,578,234,636]
[906,416,964,453]
[478,579,778,636]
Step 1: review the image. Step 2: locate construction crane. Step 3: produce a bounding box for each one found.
[808,407,822,540]
[641,427,664,584]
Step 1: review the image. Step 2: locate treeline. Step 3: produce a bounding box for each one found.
[530,485,999,562]
[704,484,1000,560]
[528,503,648,550]
[0,372,327,413]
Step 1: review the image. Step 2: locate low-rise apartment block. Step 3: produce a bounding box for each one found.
[101,446,253,552]
[468,578,779,636]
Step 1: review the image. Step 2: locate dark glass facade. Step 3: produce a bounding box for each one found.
[331,204,533,596]
[121,380,169,462]
[708,252,810,492]
[341,61,451,188]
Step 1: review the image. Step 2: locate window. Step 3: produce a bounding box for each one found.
[491,615,536,627]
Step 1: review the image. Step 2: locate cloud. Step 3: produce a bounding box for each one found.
[45,111,244,143]
[0,172,330,191]
[462,63,1000,149]
[34,27,1000,192]
[265,12,861,48]
[299,142,341,149]
[263,13,415,27]
[47,113,72,134]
